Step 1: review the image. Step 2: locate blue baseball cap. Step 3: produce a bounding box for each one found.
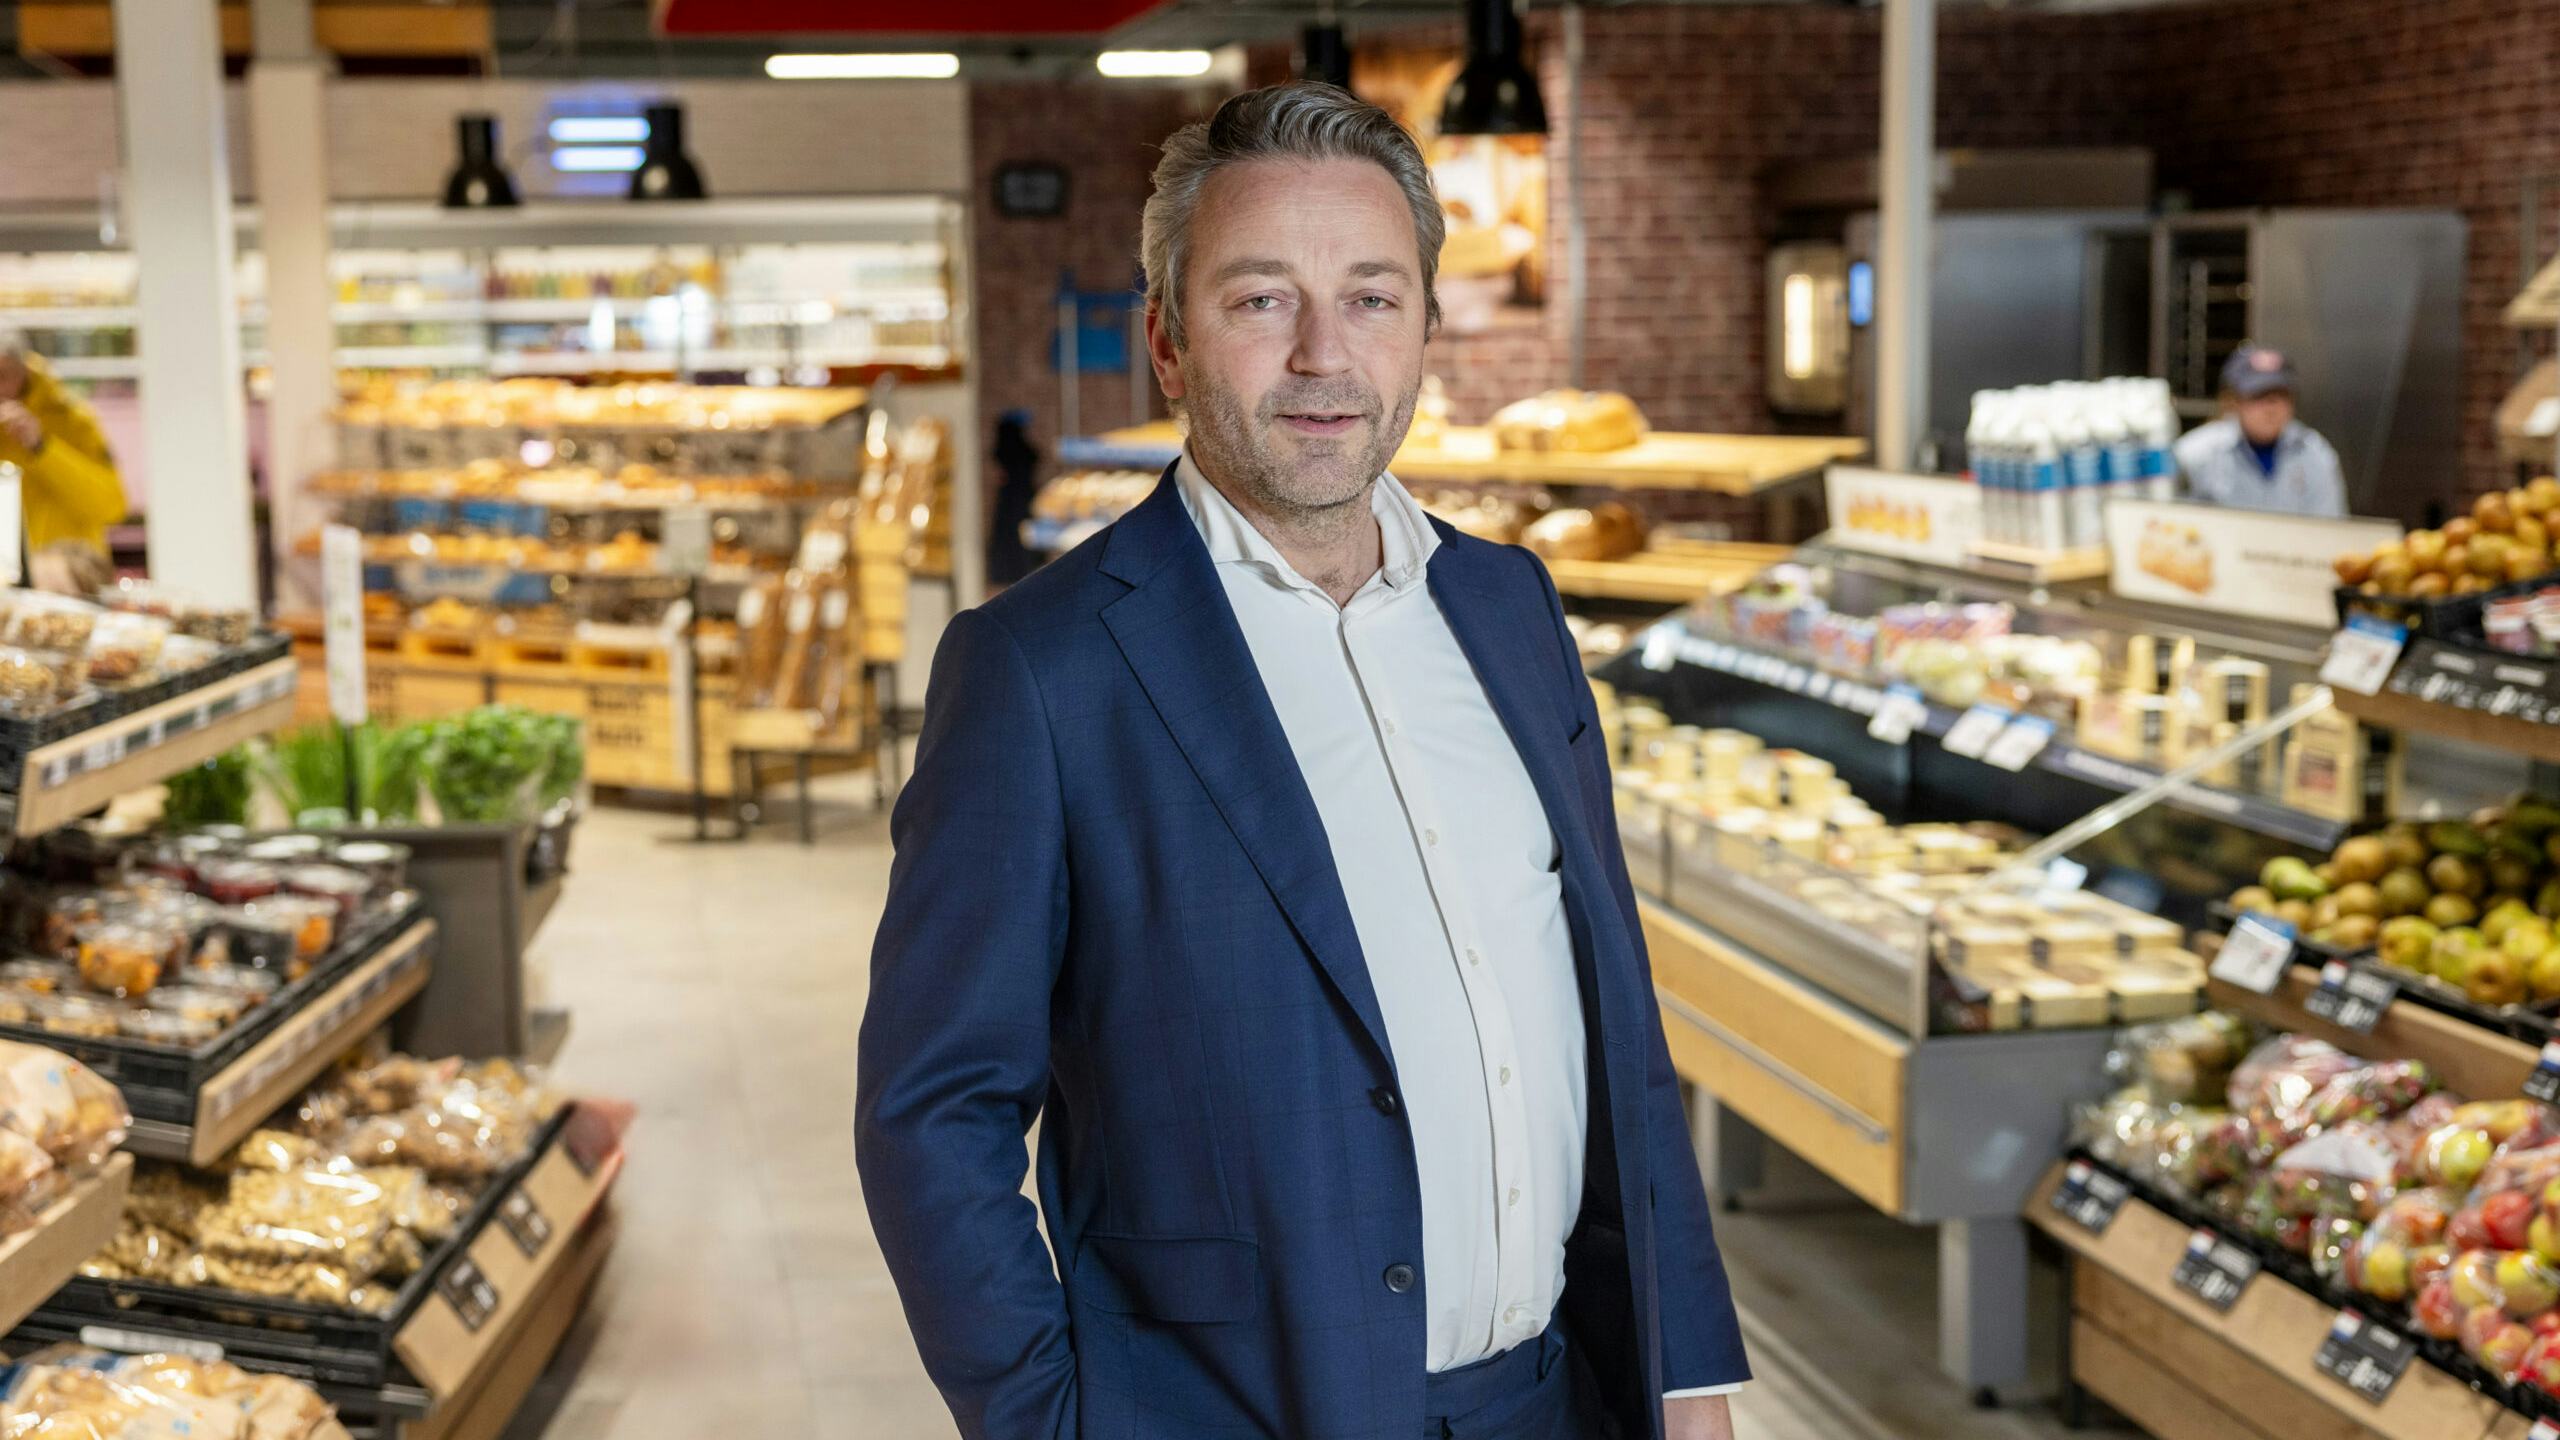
[2221,345,2297,399]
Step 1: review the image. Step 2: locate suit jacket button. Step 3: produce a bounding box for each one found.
[1384,1263,1416,1294]
[1370,1087,1400,1117]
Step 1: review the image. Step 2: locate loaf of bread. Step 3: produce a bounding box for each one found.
[1490,389,1648,454]
[1420,490,1527,545]
[1522,502,1648,562]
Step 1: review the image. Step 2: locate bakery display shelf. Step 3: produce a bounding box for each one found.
[309,473,815,515]
[1541,542,1783,605]
[121,917,437,1167]
[1634,620,2349,850]
[1,646,299,836]
[1053,422,1867,497]
[17,1105,597,1396]
[0,1155,129,1341]
[0,899,427,1127]
[2032,1154,2546,1437]
[485,346,956,378]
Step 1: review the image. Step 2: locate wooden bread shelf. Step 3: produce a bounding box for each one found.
[2030,1163,2513,1440]
[0,1155,129,1338]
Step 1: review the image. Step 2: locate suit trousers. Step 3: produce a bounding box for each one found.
[1421,1323,1616,1439]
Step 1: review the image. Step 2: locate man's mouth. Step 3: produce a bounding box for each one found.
[1276,412,1364,436]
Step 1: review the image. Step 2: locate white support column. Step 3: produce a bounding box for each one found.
[1876,0,1936,472]
[249,0,336,613]
[114,0,256,608]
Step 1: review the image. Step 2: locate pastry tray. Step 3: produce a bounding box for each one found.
[0,896,427,1124]
[0,634,290,781]
[11,1107,572,1391]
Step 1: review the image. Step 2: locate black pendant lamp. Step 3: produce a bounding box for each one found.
[629,102,709,202]
[1301,23,1353,91]
[441,114,520,209]
[1440,0,1547,137]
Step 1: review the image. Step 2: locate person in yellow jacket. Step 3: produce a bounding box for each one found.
[0,330,128,558]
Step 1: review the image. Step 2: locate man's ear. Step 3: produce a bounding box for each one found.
[1144,302,1185,404]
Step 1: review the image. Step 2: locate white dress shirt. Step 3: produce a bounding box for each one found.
[1175,457,1738,1401]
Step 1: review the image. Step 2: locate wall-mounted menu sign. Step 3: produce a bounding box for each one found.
[1822,467,1981,569]
[2105,499,2401,628]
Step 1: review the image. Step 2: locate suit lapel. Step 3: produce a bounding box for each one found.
[1099,475,1399,1072]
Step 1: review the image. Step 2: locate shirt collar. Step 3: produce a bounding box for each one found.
[1174,451,1440,598]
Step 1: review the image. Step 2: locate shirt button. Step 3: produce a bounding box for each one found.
[1505,1305,1525,1323]
[1384,1263,1416,1294]
[1466,946,1482,967]
[1498,1066,1512,1085]
[1424,828,1439,846]
[1508,1186,1521,1206]
[1382,716,1397,736]
[1370,1086,1400,1117]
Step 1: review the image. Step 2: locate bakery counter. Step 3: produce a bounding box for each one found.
[1643,897,2119,1395]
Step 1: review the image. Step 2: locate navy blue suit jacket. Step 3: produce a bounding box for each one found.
[855,473,1747,1439]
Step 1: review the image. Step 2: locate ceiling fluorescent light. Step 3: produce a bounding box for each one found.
[549,116,650,144]
[1096,50,1213,79]
[553,146,646,173]
[766,53,960,80]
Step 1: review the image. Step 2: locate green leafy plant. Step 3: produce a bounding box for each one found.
[261,724,352,826]
[161,749,253,828]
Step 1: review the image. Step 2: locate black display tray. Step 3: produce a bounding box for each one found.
[0,896,426,1124]
[2206,903,2560,1045]
[15,1107,569,1390]
[0,634,291,786]
[2070,1149,2560,1425]
[2334,572,2553,650]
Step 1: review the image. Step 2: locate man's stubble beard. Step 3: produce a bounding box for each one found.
[1180,359,1421,525]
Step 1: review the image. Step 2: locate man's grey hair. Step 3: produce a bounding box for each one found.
[1142,82,1444,351]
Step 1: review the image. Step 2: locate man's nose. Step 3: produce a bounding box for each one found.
[1290,304,1352,377]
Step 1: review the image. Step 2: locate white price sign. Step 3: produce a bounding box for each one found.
[2210,913,2297,994]
[1983,715,2057,772]
[1867,684,1929,745]
[2319,617,2408,698]
[321,524,367,725]
[1942,705,2013,760]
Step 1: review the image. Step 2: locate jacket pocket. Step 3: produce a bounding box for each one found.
[1071,1232,1261,1324]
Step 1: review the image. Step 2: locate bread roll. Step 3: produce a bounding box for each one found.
[1523,501,1648,562]
[1491,389,1648,454]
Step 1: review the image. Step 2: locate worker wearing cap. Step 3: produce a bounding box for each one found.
[2172,344,2348,518]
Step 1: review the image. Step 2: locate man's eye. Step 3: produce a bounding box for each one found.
[1242,296,1280,311]
[1358,295,1394,310]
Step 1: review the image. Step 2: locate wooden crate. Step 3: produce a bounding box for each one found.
[401,628,492,674]
[573,639,669,684]
[494,676,588,725]
[494,631,579,681]
[395,669,489,721]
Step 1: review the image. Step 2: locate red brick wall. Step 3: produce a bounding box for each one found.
[969,81,1210,459]
[2134,0,2560,504]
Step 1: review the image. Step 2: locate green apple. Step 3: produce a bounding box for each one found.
[2365,1241,2413,1302]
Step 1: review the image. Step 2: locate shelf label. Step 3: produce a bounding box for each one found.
[2313,1309,2413,1405]
[1868,684,1929,745]
[2209,913,2296,995]
[2319,617,2407,698]
[1942,705,2014,761]
[2049,1159,2129,1235]
[2526,1041,2560,1107]
[78,1325,223,1362]
[1640,626,1679,673]
[1983,715,2057,773]
[498,1189,554,1259]
[323,524,368,726]
[440,1255,500,1334]
[2529,1421,2560,1440]
[2302,961,2395,1034]
[2171,1227,2259,1313]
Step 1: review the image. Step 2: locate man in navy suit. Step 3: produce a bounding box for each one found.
[857,82,1747,1440]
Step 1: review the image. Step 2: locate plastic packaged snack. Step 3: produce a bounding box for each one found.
[281,864,371,922]
[139,833,229,889]
[118,1008,221,1048]
[143,985,247,1029]
[1,590,101,653]
[0,1122,57,1213]
[0,957,77,995]
[0,1039,130,1167]
[0,645,61,716]
[80,609,170,686]
[74,918,181,998]
[241,836,327,866]
[195,907,298,974]
[0,1345,342,1440]
[34,994,120,1040]
[241,895,335,967]
[2115,1010,2255,1106]
[189,962,279,1001]
[194,859,282,907]
[326,840,410,895]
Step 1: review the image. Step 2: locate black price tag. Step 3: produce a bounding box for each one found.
[2049,1160,2130,1235]
[2313,1309,2413,1405]
[438,1256,499,1334]
[498,1190,553,1259]
[2303,962,2396,1034]
[2170,1227,2259,1313]
[2526,1041,2560,1107]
